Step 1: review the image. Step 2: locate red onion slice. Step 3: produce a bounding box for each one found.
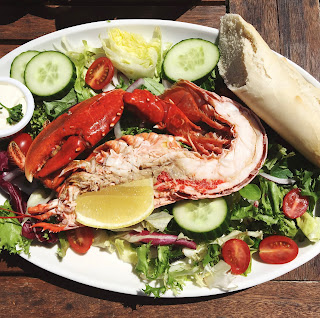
[2,169,23,182]
[259,172,296,185]
[126,78,145,93]
[113,121,123,139]
[124,230,197,249]
[162,79,172,89]
[102,83,115,92]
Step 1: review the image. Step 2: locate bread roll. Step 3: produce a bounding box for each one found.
[218,14,320,167]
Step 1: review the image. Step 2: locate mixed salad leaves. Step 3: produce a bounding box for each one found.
[1,26,320,297]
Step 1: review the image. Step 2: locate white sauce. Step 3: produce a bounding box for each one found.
[0,82,27,130]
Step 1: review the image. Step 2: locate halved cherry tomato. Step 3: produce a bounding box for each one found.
[259,235,298,264]
[85,57,114,90]
[66,227,94,254]
[282,188,309,219]
[221,239,251,274]
[12,132,33,156]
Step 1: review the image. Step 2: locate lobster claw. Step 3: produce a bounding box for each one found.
[25,89,125,184]
[123,89,202,139]
[123,82,233,156]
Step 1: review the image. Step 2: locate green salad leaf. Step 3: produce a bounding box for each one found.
[141,78,165,95]
[43,88,78,118]
[296,212,320,242]
[28,103,49,138]
[57,232,70,258]
[239,184,261,201]
[0,201,32,254]
[61,38,102,102]
[101,27,165,79]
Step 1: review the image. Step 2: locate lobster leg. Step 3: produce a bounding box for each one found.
[31,223,66,233]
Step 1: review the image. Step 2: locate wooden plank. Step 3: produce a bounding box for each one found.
[176,5,225,28]
[275,255,320,281]
[228,0,320,80]
[0,277,319,317]
[0,44,22,58]
[0,5,225,42]
[228,0,280,51]
[1,0,225,4]
[277,0,320,81]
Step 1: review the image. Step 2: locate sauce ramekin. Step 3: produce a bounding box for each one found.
[0,77,35,139]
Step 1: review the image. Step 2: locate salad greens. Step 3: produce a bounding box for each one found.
[100,27,165,79]
[0,201,32,254]
[1,26,320,298]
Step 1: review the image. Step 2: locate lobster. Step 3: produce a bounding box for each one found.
[7,80,267,232]
[9,80,238,190]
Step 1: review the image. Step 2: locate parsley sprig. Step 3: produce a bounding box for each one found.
[0,101,23,125]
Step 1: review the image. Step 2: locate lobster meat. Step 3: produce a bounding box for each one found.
[26,81,267,232]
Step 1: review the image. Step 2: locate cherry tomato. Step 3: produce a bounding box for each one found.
[12,132,33,156]
[66,227,94,254]
[85,57,114,90]
[259,235,298,264]
[221,239,251,274]
[282,188,309,219]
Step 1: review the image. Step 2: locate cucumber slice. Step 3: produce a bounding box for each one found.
[173,198,229,240]
[162,38,219,82]
[24,51,76,98]
[10,50,40,84]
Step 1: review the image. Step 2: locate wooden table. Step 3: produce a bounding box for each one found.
[1,0,320,317]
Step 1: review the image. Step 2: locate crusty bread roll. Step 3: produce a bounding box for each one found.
[218,14,320,167]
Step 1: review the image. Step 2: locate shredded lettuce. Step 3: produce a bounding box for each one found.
[100,27,165,79]
[144,209,173,232]
[60,38,103,101]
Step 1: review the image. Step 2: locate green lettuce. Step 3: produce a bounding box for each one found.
[141,78,165,95]
[0,201,32,254]
[230,177,298,238]
[135,244,187,297]
[296,212,320,242]
[100,27,164,79]
[61,38,102,101]
[43,88,78,118]
[57,232,70,258]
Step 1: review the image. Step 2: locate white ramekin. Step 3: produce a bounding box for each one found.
[0,77,35,139]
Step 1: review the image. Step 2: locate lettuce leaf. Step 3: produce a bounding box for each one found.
[100,27,163,79]
[60,38,102,101]
[135,244,186,297]
[43,88,78,118]
[56,232,70,258]
[230,177,298,238]
[297,212,320,242]
[141,78,165,95]
[0,200,32,254]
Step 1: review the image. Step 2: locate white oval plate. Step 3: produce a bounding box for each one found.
[1,19,320,298]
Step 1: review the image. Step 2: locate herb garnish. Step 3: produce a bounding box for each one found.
[0,102,23,125]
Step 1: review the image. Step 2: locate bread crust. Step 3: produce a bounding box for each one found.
[218,14,320,167]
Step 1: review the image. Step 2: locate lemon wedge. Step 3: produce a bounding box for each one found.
[75,178,154,229]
